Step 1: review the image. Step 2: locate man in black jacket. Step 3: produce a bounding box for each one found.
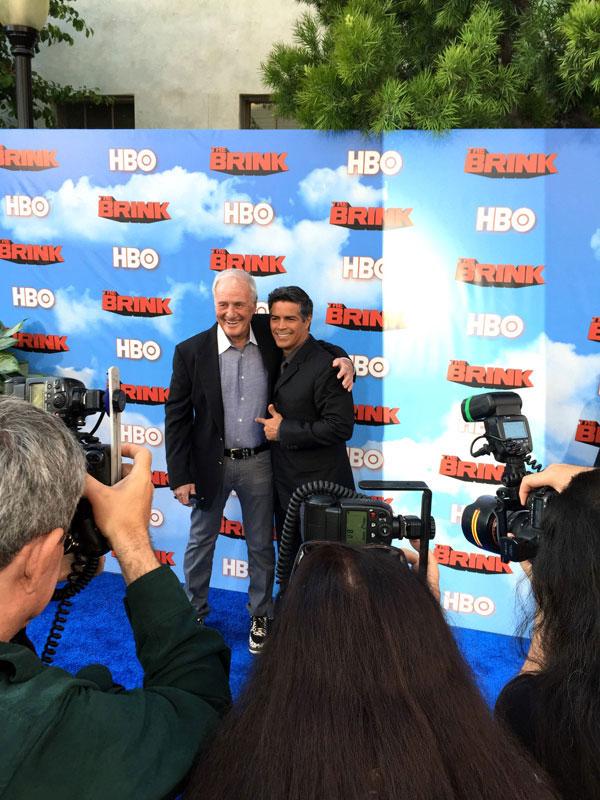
[165,271,352,654]
[256,286,355,552]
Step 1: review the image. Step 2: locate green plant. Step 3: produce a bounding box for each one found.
[0,319,27,378]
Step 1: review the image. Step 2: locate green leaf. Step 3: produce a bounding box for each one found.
[0,352,20,375]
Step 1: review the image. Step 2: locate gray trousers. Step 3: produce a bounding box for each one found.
[183,450,274,620]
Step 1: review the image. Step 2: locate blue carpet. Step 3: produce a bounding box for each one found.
[26,572,526,704]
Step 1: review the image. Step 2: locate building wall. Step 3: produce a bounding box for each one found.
[34,0,305,128]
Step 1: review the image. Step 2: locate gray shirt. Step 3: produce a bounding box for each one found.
[217,323,268,449]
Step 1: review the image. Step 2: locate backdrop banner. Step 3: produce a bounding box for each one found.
[1,128,598,635]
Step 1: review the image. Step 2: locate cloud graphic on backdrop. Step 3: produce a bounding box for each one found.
[544,337,600,463]
[54,287,109,334]
[382,226,470,377]
[56,364,98,387]
[150,279,210,340]
[493,334,600,462]
[53,281,210,339]
[0,169,251,249]
[591,228,600,260]
[381,401,494,501]
[299,166,384,214]
[382,334,600,501]
[221,217,382,335]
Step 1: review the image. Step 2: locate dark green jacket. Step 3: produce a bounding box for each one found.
[0,566,231,799]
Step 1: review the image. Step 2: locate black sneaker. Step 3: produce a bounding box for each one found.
[249,615,270,655]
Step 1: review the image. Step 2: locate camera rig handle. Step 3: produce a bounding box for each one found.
[359,481,433,580]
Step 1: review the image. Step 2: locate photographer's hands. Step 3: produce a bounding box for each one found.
[403,541,441,602]
[84,443,158,585]
[519,463,593,505]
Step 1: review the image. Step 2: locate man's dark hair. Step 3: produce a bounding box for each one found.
[267,286,313,320]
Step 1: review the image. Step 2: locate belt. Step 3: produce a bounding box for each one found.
[224,442,270,459]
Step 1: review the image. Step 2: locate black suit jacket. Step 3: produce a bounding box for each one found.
[271,335,355,500]
[165,317,348,509]
[164,314,280,509]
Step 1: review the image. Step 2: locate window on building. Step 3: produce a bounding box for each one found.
[55,95,135,129]
[239,94,296,129]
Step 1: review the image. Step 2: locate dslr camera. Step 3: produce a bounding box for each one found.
[3,369,125,557]
[276,479,435,587]
[460,391,554,563]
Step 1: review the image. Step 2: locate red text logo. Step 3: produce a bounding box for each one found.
[121,384,169,405]
[455,257,544,287]
[151,470,170,488]
[102,291,172,317]
[326,303,406,331]
[98,196,170,223]
[439,455,504,484]
[210,248,285,275]
[154,549,175,566]
[435,544,512,574]
[0,145,58,171]
[575,420,600,446]
[588,317,600,342]
[210,147,288,175]
[0,239,63,265]
[354,405,400,425]
[13,332,68,352]
[447,360,533,389]
[465,148,557,178]
[329,202,413,230]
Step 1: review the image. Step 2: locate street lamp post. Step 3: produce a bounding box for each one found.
[0,0,50,128]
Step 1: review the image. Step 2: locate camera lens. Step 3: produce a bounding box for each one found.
[461,496,499,553]
[505,509,531,539]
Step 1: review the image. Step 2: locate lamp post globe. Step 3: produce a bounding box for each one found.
[0,0,50,128]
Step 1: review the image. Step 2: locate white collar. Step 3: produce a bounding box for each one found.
[217,322,258,354]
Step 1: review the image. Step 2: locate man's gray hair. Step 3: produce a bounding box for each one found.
[0,396,86,569]
[212,269,257,304]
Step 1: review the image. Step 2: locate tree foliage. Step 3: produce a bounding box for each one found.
[262,0,600,131]
[0,0,99,127]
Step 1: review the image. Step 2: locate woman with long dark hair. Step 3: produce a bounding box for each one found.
[496,465,600,799]
[185,542,555,800]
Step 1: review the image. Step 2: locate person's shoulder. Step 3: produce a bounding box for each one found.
[495,672,539,717]
[495,672,540,752]
[251,313,271,337]
[304,337,337,366]
[176,325,217,353]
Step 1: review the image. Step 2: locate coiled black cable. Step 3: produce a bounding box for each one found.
[41,551,100,665]
[276,480,368,589]
[523,454,543,473]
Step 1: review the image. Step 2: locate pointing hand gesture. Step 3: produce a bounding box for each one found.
[256,403,283,441]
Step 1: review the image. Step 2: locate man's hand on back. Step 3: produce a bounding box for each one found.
[333,356,354,391]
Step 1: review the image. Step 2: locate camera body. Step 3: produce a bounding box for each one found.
[301,481,435,577]
[276,480,435,587]
[460,391,554,562]
[300,495,430,546]
[3,371,126,557]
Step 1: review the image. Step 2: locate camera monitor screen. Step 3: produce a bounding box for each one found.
[345,509,367,544]
[28,382,45,409]
[502,419,528,440]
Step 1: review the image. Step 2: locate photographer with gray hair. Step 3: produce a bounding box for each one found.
[0,396,231,800]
